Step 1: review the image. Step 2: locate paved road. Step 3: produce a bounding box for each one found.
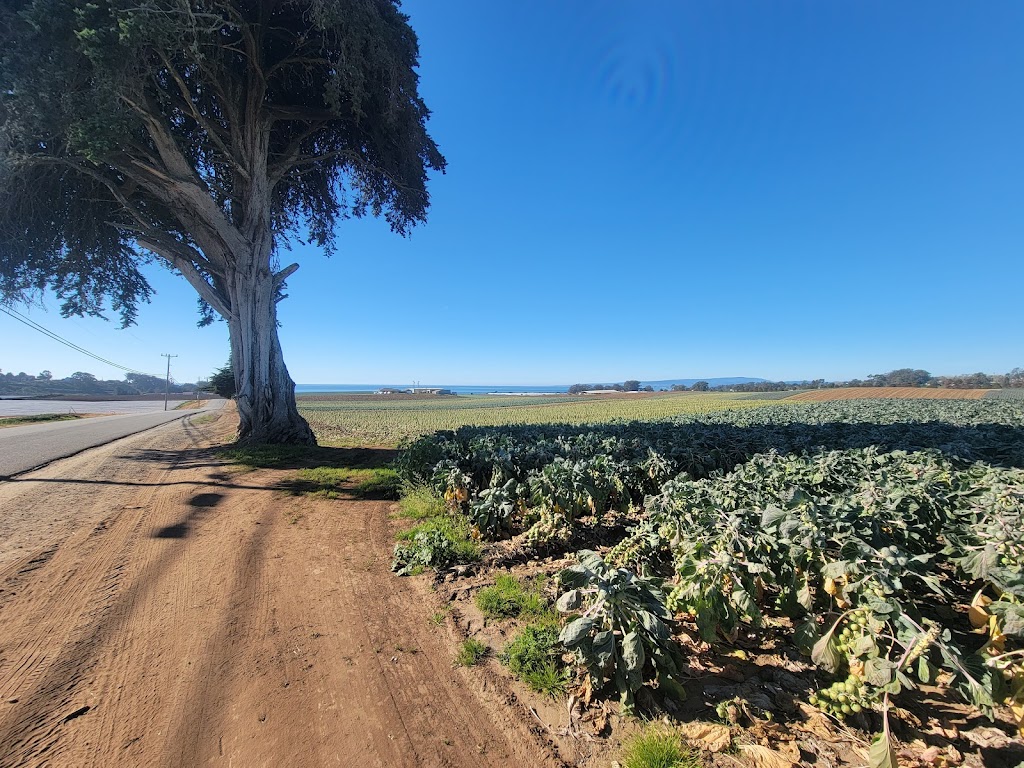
[0,399,196,417]
[0,400,227,477]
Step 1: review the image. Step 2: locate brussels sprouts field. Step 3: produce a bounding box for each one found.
[392,399,1024,767]
[297,391,782,446]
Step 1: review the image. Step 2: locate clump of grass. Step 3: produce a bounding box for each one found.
[395,486,445,520]
[475,574,549,620]
[0,413,82,427]
[354,468,401,498]
[293,466,401,499]
[619,727,702,768]
[456,638,488,667]
[220,444,311,468]
[499,619,567,697]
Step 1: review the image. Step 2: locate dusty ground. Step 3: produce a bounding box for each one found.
[0,407,559,768]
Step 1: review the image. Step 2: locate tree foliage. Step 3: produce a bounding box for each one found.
[208,358,236,398]
[867,369,932,387]
[0,0,445,442]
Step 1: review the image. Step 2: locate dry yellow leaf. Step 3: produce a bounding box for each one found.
[737,743,797,768]
[676,721,732,753]
[968,604,989,629]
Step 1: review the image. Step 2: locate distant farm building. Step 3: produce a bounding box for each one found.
[376,387,453,395]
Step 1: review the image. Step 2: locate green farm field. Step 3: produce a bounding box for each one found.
[391,396,1024,766]
[296,391,786,446]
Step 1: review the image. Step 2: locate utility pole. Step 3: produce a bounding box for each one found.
[162,353,178,411]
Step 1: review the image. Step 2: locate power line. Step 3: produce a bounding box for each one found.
[0,305,163,378]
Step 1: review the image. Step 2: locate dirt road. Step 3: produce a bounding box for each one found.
[0,408,558,767]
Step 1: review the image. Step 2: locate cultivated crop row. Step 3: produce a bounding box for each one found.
[299,391,778,445]
[394,399,1024,764]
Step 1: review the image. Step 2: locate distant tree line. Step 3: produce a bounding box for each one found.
[846,367,1024,390]
[569,367,1024,395]
[710,367,1024,393]
[568,380,654,394]
[709,379,826,393]
[0,368,205,397]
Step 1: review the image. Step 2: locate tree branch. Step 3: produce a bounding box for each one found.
[155,50,249,181]
[273,262,299,287]
[138,237,232,319]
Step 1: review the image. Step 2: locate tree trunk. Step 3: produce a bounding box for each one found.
[227,264,315,445]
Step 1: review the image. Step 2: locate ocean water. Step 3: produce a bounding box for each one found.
[295,384,571,395]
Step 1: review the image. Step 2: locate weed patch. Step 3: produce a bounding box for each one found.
[391,514,480,575]
[618,726,702,768]
[394,486,445,520]
[499,620,567,697]
[220,444,313,469]
[456,638,488,667]
[391,487,479,575]
[290,466,401,499]
[475,574,549,620]
[0,413,83,427]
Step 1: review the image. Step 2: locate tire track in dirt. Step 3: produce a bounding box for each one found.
[0,414,218,766]
[0,408,560,768]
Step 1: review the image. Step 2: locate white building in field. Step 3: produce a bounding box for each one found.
[376,387,453,395]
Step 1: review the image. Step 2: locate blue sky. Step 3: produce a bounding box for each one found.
[2,1,1022,385]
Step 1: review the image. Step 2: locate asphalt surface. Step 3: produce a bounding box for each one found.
[0,399,195,417]
[0,400,227,477]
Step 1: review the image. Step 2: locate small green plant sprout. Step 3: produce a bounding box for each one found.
[556,550,686,713]
[456,638,488,667]
[618,725,701,768]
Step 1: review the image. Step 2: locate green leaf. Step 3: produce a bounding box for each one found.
[658,673,687,702]
[637,610,670,641]
[592,629,616,666]
[811,633,842,673]
[864,658,898,687]
[821,560,852,579]
[761,507,789,528]
[555,589,582,613]
[797,575,813,611]
[868,720,898,768]
[576,550,606,571]
[957,546,1000,582]
[853,635,877,657]
[731,587,761,624]
[917,656,937,684]
[794,617,820,653]
[990,600,1024,636]
[622,631,646,673]
[559,617,595,648]
[558,564,591,589]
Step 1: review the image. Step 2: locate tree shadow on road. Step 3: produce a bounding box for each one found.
[123,444,398,472]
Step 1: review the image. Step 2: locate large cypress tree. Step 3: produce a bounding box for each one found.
[0,0,445,443]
